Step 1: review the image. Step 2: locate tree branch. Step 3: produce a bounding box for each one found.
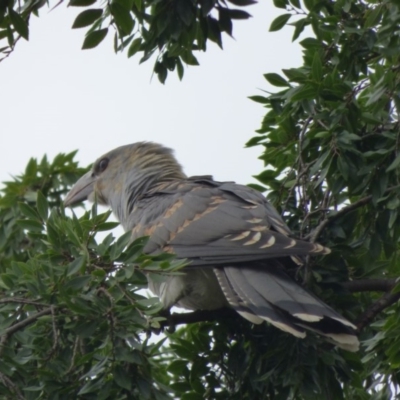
[307,195,372,242]
[0,308,53,357]
[357,291,400,331]
[341,279,398,293]
[157,308,238,330]
[306,184,400,242]
[0,372,25,400]
[0,298,48,306]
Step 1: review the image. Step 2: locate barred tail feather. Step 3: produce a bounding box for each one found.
[215,262,359,352]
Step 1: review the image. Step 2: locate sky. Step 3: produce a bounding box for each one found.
[0,2,303,187]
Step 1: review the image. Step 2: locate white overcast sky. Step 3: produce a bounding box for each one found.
[0,1,303,186]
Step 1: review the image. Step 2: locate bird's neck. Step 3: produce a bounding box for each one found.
[111,165,186,226]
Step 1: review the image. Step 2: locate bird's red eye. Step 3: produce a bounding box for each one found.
[98,158,109,173]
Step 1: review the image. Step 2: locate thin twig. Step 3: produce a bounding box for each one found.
[357,291,400,331]
[65,337,80,375]
[0,372,25,400]
[306,184,400,242]
[45,305,59,360]
[0,298,48,306]
[0,308,52,356]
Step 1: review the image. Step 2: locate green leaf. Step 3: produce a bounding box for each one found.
[227,9,252,19]
[82,28,108,49]
[114,366,132,390]
[36,191,49,221]
[311,51,322,82]
[386,154,400,172]
[269,13,291,32]
[96,222,120,231]
[67,256,86,276]
[364,5,382,28]
[289,84,317,101]
[366,85,386,106]
[127,37,142,57]
[248,95,268,103]
[8,9,29,40]
[292,18,307,41]
[110,3,134,35]
[19,203,40,220]
[181,51,199,66]
[272,0,288,8]
[64,275,91,290]
[72,9,103,29]
[110,230,132,260]
[69,0,97,6]
[177,57,184,80]
[17,219,43,232]
[264,73,290,87]
[176,0,194,25]
[227,0,257,5]
[289,0,300,8]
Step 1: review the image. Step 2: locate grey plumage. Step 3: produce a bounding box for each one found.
[64,142,359,351]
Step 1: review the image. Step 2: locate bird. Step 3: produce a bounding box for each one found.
[64,142,359,351]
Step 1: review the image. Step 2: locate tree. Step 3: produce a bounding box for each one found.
[1,0,400,398]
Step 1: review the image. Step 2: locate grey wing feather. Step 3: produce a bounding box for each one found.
[130,178,329,263]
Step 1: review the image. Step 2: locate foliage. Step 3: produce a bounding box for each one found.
[246,0,400,397]
[0,0,254,82]
[2,0,400,398]
[0,154,187,399]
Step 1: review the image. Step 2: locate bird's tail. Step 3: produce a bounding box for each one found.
[213,261,359,352]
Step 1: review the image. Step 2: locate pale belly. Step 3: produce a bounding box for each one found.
[148,268,229,311]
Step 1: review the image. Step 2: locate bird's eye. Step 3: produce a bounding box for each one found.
[97,158,109,173]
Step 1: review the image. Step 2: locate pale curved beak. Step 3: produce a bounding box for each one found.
[64,171,95,206]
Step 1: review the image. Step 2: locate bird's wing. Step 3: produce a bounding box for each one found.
[127,177,329,265]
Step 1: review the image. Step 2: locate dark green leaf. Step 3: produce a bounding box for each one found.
[248,95,269,103]
[273,0,288,9]
[181,51,199,66]
[227,0,257,5]
[127,37,142,57]
[19,203,40,220]
[289,84,317,101]
[364,5,382,28]
[36,191,48,221]
[64,275,91,290]
[366,85,386,106]
[17,219,43,232]
[227,9,252,19]
[114,366,132,390]
[82,28,108,49]
[177,57,184,80]
[67,256,86,276]
[176,0,194,26]
[269,13,291,32]
[311,51,322,82]
[69,0,97,6]
[264,73,290,87]
[386,154,400,172]
[292,18,307,41]
[8,9,29,40]
[110,3,134,35]
[72,9,103,29]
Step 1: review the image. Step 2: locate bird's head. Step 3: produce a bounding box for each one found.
[64,142,186,220]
